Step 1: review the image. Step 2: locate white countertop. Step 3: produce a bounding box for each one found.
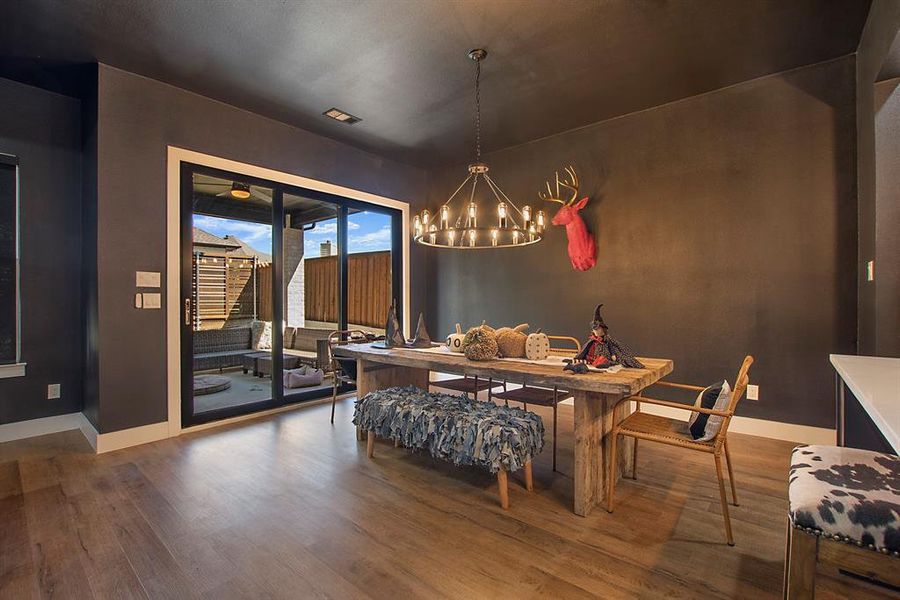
[830,354,900,453]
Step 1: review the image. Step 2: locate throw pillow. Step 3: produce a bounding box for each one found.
[251,320,272,350]
[688,380,731,441]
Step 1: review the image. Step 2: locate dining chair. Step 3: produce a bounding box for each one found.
[606,355,754,546]
[492,335,581,472]
[430,375,504,402]
[328,330,369,424]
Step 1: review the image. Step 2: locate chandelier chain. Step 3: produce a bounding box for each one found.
[474,57,481,162]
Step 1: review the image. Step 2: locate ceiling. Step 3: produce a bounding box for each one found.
[1,0,871,166]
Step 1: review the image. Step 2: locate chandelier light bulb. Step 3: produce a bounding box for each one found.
[440,205,450,228]
[491,228,498,246]
[413,215,422,237]
[513,229,520,244]
[468,229,476,246]
[522,205,532,224]
[468,201,477,227]
[448,230,456,245]
[536,210,545,230]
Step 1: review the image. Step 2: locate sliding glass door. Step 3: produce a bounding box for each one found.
[180,163,402,426]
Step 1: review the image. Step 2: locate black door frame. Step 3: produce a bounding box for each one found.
[179,162,404,427]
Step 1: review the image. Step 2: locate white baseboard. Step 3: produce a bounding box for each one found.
[430,373,834,446]
[77,413,98,451]
[0,412,84,443]
[634,403,835,445]
[93,421,170,454]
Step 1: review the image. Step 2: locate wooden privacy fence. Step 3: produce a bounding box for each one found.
[305,251,391,328]
[192,253,260,328]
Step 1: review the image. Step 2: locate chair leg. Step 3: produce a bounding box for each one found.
[552,402,558,472]
[523,402,527,411]
[632,438,638,480]
[497,469,509,509]
[714,453,735,546]
[724,439,738,506]
[367,430,375,458]
[330,381,338,424]
[488,378,493,402]
[606,430,619,512]
[785,524,817,599]
[524,461,534,491]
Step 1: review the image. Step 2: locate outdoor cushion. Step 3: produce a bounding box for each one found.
[789,444,900,555]
[283,365,324,389]
[353,386,544,473]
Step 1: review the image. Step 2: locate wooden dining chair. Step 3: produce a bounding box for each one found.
[606,355,754,546]
[493,335,581,472]
[328,330,369,424]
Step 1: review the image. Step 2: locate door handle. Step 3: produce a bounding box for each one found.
[184,298,191,326]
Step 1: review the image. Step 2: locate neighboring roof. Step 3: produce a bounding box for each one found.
[193,227,240,248]
[224,235,272,263]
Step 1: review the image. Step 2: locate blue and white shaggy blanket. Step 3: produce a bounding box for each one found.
[353,386,544,474]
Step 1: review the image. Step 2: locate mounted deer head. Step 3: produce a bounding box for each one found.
[539,166,597,271]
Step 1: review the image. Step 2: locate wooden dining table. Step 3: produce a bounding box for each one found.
[335,342,673,516]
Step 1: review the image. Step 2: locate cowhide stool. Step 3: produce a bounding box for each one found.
[784,444,899,598]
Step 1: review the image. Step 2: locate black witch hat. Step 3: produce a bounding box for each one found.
[407,313,433,348]
[382,299,406,348]
[591,304,608,332]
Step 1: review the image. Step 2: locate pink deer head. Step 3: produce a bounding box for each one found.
[539,166,597,271]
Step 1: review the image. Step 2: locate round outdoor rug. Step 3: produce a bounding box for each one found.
[193,374,232,396]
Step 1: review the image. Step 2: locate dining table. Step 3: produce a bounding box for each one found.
[335,342,673,516]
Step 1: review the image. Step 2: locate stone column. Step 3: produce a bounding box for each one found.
[283,226,304,327]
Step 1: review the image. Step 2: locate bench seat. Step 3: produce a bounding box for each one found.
[353,386,544,508]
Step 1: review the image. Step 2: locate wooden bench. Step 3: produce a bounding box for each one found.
[354,386,544,509]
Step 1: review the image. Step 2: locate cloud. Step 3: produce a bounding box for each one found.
[349,225,392,251]
[194,215,272,251]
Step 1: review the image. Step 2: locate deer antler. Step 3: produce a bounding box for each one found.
[538,165,580,205]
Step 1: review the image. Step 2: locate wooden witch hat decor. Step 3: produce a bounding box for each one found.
[407,313,433,348]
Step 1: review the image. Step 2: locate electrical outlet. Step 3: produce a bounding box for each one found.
[746,384,759,401]
[47,383,61,400]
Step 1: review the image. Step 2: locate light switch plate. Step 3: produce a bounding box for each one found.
[134,293,143,308]
[142,293,162,309]
[136,271,161,288]
[746,384,759,401]
[47,384,61,399]
[866,260,875,282]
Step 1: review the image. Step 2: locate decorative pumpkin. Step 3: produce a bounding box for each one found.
[525,329,551,361]
[462,321,499,361]
[496,323,529,358]
[446,323,466,353]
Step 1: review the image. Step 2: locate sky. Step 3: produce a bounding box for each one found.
[193,211,392,256]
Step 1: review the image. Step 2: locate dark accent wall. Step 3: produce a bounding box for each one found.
[0,78,84,424]
[426,57,857,429]
[874,77,900,357]
[93,64,428,433]
[855,1,900,355]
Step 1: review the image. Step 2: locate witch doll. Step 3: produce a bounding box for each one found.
[574,304,644,369]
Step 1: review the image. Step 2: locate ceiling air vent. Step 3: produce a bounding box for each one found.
[323,107,361,124]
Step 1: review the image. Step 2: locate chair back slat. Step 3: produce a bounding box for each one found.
[547,335,581,357]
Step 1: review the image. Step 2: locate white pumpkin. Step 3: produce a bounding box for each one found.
[446,323,466,353]
[525,330,551,361]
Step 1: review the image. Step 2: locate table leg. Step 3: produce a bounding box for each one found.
[573,390,630,516]
[354,359,430,441]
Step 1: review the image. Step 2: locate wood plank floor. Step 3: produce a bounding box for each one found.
[0,397,893,599]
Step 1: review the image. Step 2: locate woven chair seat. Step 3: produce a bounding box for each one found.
[617,411,715,451]
[433,377,501,394]
[493,386,571,406]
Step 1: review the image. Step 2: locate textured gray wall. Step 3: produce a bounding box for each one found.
[874,78,900,357]
[425,57,857,429]
[94,64,429,433]
[0,78,84,424]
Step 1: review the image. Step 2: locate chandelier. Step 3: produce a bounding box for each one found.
[414,49,544,249]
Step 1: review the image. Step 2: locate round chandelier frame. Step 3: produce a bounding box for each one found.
[413,49,544,249]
